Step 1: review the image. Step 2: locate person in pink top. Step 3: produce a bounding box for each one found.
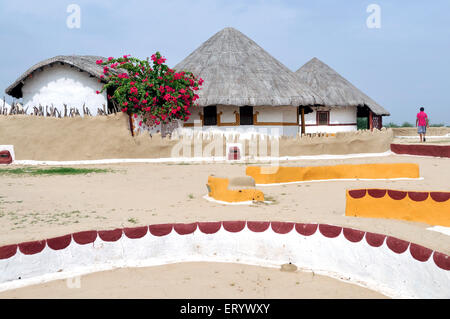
[416,107,429,142]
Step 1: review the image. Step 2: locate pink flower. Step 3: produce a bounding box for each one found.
[96,90,100,94]
[179,89,186,94]
[96,59,103,64]
[123,102,128,106]
[129,87,138,95]
[108,57,114,61]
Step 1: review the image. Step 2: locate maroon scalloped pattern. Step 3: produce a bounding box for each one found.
[18,240,46,255]
[319,224,342,238]
[98,229,123,242]
[386,237,410,254]
[391,143,450,158]
[174,223,197,235]
[409,243,433,262]
[365,232,386,247]
[367,189,387,198]
[197,221,221,234]
[271,222,294,234]
[0,244,17,260]
[348,189,366,199]
[295,223,318,236]
[47,235,72,250]
[343,228,365,243]
[0,221,448,271]
[222,221,246,233]
[348,189,449,203]
[149,224,173,237]
[430,192,450,202]
[408,192,429,202]
[247,221,270,232]
[387,190,407,200]
[433,252,450,271]
[124,226,148,239]
[73,230,97,245]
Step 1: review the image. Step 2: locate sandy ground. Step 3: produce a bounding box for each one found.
[0,262,387,299]
[0,154,449,298]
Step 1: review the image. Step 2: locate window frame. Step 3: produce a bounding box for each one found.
[316,110,330,126]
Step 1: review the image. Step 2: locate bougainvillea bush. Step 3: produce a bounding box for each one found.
[96,52,203,127]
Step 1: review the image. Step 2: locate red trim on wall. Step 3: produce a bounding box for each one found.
[304,123,357,127]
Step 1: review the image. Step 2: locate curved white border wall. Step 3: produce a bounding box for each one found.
[10,151,394,166]
[0,221,448,298]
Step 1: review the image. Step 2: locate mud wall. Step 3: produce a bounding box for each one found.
[0,114,393,161]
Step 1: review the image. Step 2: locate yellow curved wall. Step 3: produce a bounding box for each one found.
[345,190,450,227]
[246,163,420,184]
[207,176,264,203]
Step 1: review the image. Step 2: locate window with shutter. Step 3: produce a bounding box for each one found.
[239,106,253,125]
[203,105,217,126]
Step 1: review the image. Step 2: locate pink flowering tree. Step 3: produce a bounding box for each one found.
[96,52,203,129]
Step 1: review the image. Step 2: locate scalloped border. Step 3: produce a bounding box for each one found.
[348,189,450,203]
[1,221,448,271]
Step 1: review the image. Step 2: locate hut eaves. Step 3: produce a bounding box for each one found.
[295,57,390,116]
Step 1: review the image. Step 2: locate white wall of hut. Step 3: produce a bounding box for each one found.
[181,105,357,136]
[21,64,107,116]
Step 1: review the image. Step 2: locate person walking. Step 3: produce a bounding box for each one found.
[416,107,429,142]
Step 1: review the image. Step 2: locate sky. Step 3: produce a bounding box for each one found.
[0,0,449,125]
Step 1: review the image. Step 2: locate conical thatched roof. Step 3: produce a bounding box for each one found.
[174,27,323,107]
[6,55,108,99]
[295,57,390,116]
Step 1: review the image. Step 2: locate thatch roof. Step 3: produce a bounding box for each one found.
[5,55,108,99]
[174,27,323,107]
[295,57,390,116]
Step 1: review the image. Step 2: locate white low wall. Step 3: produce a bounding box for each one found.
[0,221,448,298]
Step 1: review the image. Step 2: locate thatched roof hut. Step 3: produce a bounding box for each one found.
[295,57,390,116]
[5,55,107,99]
[174,27,323,107]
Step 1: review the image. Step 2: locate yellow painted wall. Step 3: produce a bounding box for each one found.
[207,176,264,203]
[345,190,450,227]
[246,163,420,184]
